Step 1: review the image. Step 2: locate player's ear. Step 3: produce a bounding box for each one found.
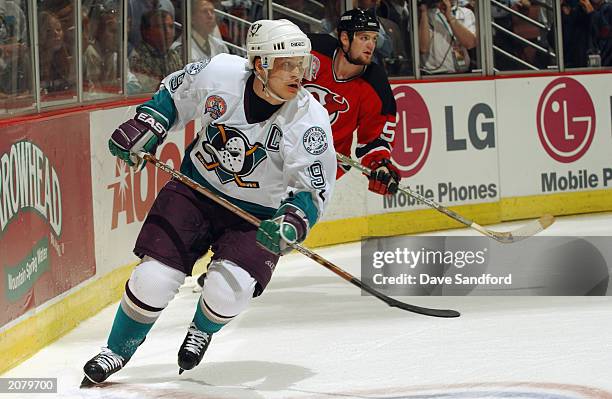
[339,31,350,50]
[253,56,264,75]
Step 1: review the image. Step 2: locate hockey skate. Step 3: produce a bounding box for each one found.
[81,347,126,387]
[178,322,212,374]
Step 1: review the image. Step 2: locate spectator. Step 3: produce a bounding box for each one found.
[0,0,26,41]
[0,0,30,96]
[321,0,341,35]
[459,0,476,10]
[216,0,255,55]
[419,0,477,74]
[589,0,612,66]
[189,0,228,62]
[40,0,76,50]
[377,0,413,75]
[561,0,593,68]
[83,7,120,93]
[128,0,175,54]
[510,0,552,69]
[38,11,74,95]
[129,8,182,93]
[491,0,520,70]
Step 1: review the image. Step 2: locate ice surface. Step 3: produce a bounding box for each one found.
[3,213,612,398]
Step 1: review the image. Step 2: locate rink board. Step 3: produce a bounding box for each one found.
[1,71,611,374]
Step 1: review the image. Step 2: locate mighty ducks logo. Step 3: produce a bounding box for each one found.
[196,124,267,188]
[303,84,349,125]
[249,23,262,38]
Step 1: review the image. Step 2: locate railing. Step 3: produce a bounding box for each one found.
[271,3,323,29]
[492,22,556,57]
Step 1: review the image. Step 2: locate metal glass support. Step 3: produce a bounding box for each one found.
[473,0,485,76]
[185,0,192,64]
[410,0,421,80]
[483,0,495,75]
[122,0,129,96]
[554,0,564,71]
[265,0,273,20]
[31,0,41,112]
[76,0,83,103]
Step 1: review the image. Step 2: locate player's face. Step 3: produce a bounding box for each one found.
[347,31,377,65]
[267,56,307,100]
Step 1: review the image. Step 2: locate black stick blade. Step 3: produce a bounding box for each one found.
[357,279,461,318]
[385,296,461,318]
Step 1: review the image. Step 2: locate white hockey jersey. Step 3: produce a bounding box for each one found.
[138,54,336,225]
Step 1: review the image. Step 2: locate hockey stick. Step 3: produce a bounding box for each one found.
[138,152,460,318]
[337,153,555,244]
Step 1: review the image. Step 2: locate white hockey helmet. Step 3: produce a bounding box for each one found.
[246,19,315,80]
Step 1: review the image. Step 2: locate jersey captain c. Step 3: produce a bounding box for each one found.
[137,53,336,227]
[304,34,397,177]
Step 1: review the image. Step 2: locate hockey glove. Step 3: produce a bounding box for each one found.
[108,112,167,169]
[365,156,401,195]
[256,204,309,255]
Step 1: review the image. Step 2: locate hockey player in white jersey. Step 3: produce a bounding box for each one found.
[81,19,335,386]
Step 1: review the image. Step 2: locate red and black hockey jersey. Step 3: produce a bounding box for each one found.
[304,33,397,178]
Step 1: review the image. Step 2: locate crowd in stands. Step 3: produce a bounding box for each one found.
[0,0,610,102]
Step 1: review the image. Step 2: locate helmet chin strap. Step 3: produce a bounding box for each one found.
[342,37,367,66]
[256,69,289,103]
[342,48,362,66]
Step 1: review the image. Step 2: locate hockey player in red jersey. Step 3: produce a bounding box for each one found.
[304,7,401,196]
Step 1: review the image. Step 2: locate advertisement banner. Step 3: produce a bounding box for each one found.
[371,80,500,215]
[0,115,96,327]
[90,107,197,276]
[496,74,612,197]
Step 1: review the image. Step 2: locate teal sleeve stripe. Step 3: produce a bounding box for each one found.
[136,89,177,130]
[282,191,319,228]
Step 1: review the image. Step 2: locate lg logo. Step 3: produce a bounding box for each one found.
[537,77,596,163]
[445,104,495,151]
[391,86,496,178]
[390,86,431,178]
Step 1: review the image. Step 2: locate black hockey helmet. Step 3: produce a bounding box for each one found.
[337,8,380,36]
[336,8,380,65]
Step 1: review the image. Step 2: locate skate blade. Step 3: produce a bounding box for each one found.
[80,376,98,388]
[179,368,185,375]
